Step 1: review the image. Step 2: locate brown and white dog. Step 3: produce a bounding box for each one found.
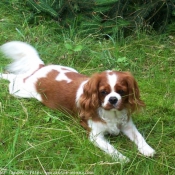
[0,41,155,162]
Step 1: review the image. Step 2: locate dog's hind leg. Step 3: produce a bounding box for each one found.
[0,73,36,98]
[0,73,16,82]
[0,73,21,96]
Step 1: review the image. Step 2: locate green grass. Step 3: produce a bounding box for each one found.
[0,1,175,175]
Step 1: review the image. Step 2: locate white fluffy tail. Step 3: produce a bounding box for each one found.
[0,41,44,75]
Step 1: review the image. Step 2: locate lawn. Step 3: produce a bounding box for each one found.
[0,2,175,175]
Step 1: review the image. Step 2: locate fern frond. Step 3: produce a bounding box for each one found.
[27,0,58,17]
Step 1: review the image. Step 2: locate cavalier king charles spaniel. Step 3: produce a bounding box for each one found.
[0,41,155,162]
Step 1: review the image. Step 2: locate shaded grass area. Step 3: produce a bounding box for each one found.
[0,1,175,175]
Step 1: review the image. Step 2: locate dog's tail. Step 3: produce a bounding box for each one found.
[0,41,44,75]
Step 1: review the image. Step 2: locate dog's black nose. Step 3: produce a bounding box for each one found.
[109,97,118,105]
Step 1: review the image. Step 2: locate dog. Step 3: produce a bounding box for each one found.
[0,41,155,162]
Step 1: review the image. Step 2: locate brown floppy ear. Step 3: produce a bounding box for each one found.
[125,72,145,113]
[78,73,101,120]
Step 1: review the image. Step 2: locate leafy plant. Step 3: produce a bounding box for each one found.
[64,43,83,54]
[26,0,175,37]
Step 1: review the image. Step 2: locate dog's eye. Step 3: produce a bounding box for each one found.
[117,90,125,96]
[100,90,108,96]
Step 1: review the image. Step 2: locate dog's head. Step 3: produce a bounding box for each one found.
[79,71,145,119]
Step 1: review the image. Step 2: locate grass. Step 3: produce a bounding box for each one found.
[0,1,175,175]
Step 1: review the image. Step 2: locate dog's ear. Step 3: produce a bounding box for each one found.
[124,72,145,113]
[78,73,101,119]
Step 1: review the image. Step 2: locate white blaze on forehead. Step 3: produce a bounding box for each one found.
[107,71,118,92]
[102,71,121,108]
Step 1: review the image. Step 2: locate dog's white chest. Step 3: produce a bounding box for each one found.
[98,108,129,135]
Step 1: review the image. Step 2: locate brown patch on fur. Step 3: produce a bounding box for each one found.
[66,72,106,127]
[78,72,108,123]
[115,71,145,114]
[36,69,106,130]
[36,70,88,115]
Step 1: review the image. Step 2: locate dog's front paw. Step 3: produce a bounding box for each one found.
[138,145,156,157]
[112,152,130,163]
